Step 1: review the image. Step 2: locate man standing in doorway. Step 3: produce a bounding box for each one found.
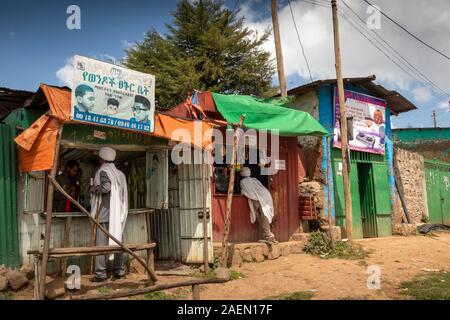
[240,167,278,244]
[90,147,128,282]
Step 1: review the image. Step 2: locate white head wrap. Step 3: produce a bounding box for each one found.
[99,147,116,162]
[240,167,251,177]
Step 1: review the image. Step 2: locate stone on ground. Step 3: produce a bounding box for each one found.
[0,275,8,292]
[5,270,29,290]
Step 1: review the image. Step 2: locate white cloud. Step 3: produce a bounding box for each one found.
[412,87,432,103]
[121,39,135,49]
[240,0,450,97]
[55,57,74,88]
[438,100,449,110]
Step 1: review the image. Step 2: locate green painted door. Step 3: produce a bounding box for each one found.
[425,161,450,224]
[331,156,364,239]
[371,162,392,237]
[357,163,377,238]
[425,163,442,223]
[438,165,450,225]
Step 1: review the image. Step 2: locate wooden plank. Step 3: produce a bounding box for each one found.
[28,243,156,255]
[71,278,228,300]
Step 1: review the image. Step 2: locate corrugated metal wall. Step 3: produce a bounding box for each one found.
[151,190,181,261]
[178,163,213,263]
[0,123,20,267]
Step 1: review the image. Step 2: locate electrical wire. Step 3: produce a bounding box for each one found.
[362,0,450,60]
[341,0,449,99]
[288,0,314,82]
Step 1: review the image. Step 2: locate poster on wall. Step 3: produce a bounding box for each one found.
[333,88,387,155]
[71,55,155,133]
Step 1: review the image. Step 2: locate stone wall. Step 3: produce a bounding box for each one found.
[393,147,428,223]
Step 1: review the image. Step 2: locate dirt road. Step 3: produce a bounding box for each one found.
[201,233,450,300]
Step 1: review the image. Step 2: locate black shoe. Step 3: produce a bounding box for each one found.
[90,276,107,283]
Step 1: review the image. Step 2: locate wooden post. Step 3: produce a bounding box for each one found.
[433,110,437,128]
[331,0,353,242]
[89,198,101,274]
[48,176,158,282]
[145,211,155,280]
[60,217,72,276]
[33,256,41,300]
[39,124,63,300]
[201,160,209,273]
[192,284,200,300]
[271,0,287,97]
[327,137,334,247]
[220,115,246,267]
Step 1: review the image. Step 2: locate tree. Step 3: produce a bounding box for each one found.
[125,0,275,109]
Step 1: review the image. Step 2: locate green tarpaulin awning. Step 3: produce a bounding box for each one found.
[212,93,329,136]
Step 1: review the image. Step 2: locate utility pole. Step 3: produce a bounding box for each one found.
[433,110,437,128]
[271,0,287,97]
[331,0,353,242]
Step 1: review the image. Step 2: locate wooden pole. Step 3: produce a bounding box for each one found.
[433,110,437,128]
[220,115,246,267]
[145,212,155,281]
[89,197,101,274]
[202,160,209,273]
[331,0,353,242]
[48,175,158,282]
[271,0,288,97]
[71,277,229,300]
[192,284,200,300]
[327,137,334,247]
[38,124,63,300]
[60,216,72,277]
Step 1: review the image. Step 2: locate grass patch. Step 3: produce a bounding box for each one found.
[0,291,15,300]
[193,270,216,278]
[265,291,314,300]
[142,291,175,300]
[230,271,247,280]
[97,286,113,294]
[400,271,450,300]
[303,231,370,260]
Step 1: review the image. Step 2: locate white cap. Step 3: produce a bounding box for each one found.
[240,167,251,177]
[99,147,116,162]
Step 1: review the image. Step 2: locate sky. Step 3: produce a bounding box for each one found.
[0,0,449,128]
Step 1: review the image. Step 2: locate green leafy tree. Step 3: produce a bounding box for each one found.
[125,0,275,109]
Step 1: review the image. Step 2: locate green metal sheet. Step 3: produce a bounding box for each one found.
[61,124,168,147]
[0,123,20,267]
[425,161,450,224]
[425,163,442,224]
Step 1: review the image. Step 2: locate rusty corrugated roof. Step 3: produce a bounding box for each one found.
[287,75,417,115]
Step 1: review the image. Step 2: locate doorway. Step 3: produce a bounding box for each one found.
[357,163,378,238]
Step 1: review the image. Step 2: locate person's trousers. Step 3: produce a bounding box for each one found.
[251,200,275,241]
[95,222,125,279]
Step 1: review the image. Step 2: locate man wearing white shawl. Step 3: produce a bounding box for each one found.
[240,167,278,244]
[90,147,128,282]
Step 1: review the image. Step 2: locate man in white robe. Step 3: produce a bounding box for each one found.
[240,167,278,244]
[90,147,128,282]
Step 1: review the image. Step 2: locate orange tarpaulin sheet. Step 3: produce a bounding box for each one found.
[15,84,213,173]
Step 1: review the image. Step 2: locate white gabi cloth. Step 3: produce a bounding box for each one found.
[90,163,128,250]
[240,177,274,224]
